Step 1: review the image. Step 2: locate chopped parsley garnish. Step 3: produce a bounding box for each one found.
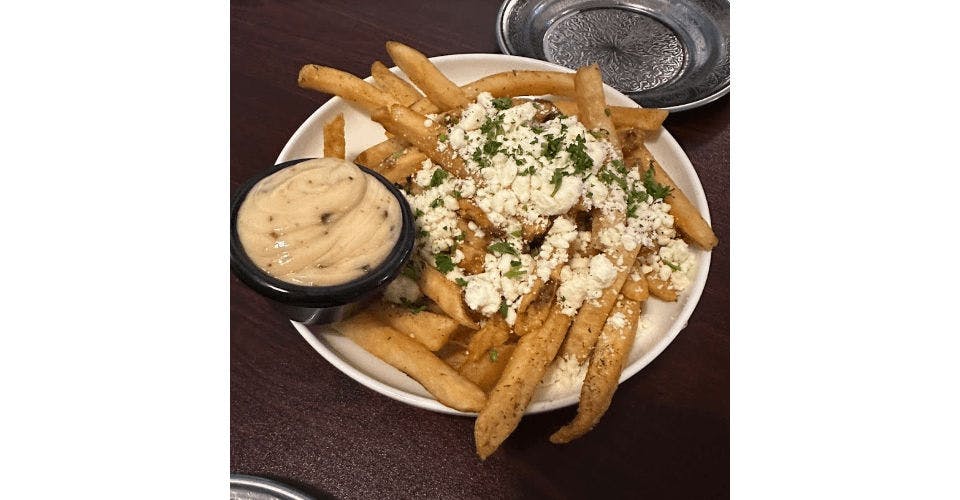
[505,261,526,279]
[498,299,509,318]
[414,208,424,218]
[662,259,682,272]
[400,262,420,280]
[471,147,491,168]
[428,168,449,187]
[489,348,499,362]
[429,196,445,208]
[455,277,468,287]
[483,140,502,156]
[417,229,429,239]
[549,169,568,196]
[588,129,608,140]
[453,190,462,199]
[604,107,611,116]
[491,97,513,110]
[434,253,455,273]
[487,241,519,256]
[480,115,504,140]
[542,134,563,159]
[399,297,427,314]
[517,165,536,176]
[566,134,593,175]
[510,229,523,238]
[530,124,544,134]
[643,161,672,200]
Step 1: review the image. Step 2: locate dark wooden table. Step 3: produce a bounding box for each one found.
[231,1,729,498]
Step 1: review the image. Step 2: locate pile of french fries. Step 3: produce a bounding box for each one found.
[299,42,718,459]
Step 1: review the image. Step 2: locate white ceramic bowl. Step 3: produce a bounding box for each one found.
[278,54,712,416]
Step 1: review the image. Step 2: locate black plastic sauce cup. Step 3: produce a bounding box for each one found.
[230,158,416,324]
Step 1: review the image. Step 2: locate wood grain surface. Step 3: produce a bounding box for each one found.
[231,1,729,498]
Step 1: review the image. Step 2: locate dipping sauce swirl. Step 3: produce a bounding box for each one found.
[236,157,402,286]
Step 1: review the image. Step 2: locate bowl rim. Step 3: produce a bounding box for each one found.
[229,157,416,308]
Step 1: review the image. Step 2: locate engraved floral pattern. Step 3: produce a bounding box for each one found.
[542,8,685,93]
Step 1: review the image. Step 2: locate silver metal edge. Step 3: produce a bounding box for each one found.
[230,474,316,500]
[493,0,729,112]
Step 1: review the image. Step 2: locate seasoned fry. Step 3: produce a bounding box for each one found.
[373,303,460,351]
[459,343,516,392]
[617,128,645,158]
[550,297,642,443]
[464,70,576,100]
[370,104,470,178]
[386,41,470,110]
[458,198,496,233]
[645,272,678,302]
[574,64,620,150]
[371,60,423,106]
[626,145,718,249]
[418,264,480,329]
[322,113,345,159]
[620,271,650,302]
[466,315,510,362]
[335,312,487,412]
[553,100,668,131]
[297,64,397,113]
[457,219,488,275]
[379,149,428,184]
[560,247,641,364]
[354,137,407,169]
[475,302,572,459]
[514,278,558,336]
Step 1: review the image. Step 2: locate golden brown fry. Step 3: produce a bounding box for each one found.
[459,343,516,392]
[386,41,470,110]
[373,303,460,351]
[464,70,576,100]
[335,312,487,412]
[322,113,346,159]
[620,270,650,302]
[457,219,488,275]
[379,149,428,184]
[550,297,642,443]
[371,60,423,106]
[560,246,641,364]
[297,64,397,113]
[645,272,678,302]
[514,278,558,336]
[354,138,407,169]
[626,145,718,249]
[458,198,496,233]
[466,315,510,363]
[475,302,573,459]
[574,64,620,150]
[418,264,479,329]
[370,105,470,178]
[552,100,668,132]
[617,128,645,158]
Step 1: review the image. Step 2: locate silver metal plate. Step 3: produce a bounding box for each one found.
[497,0,729,111]
[230,474,316,500]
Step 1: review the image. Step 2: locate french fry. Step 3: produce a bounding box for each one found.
[617,128,645,158]
[645,272,678,302]
[620,270,650,302]
[371,60,423,106]
[459,343,516,392]
[373,303,460,351]
[354,137,407,169]
[418,264,479,329]
[560,247,641,364]
[322,113,345,159]
[552,100,668,132]
[370,104,470,178]
[626,145,719,249]
[386,41,470,110]
[457,219,488,275]
[514,278,558,336]
[574,64,620,150]
[464,70,576,100]
[550,297,642,443]
[475,301,573,459]
[379,149,428,184]
[465,315,510,362]
[297,64,397,113]
[458,198,496,234]
[335,312,487,412]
